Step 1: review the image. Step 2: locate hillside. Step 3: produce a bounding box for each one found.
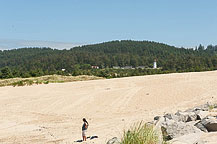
[0,40,217,78]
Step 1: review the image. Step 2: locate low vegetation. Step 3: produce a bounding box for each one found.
[121,122,159,144]
[0,75,103,87]
[208,104,217,111]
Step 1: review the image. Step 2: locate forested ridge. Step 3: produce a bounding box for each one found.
[0,40,217,79]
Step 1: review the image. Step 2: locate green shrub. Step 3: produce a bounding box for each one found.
[12,82,17,87]
[26,80,34,86]
[43,81,49,84]
[121,122,159,144]
[209,105,214,111]
[36,80,42,85]
[12,80,25,87]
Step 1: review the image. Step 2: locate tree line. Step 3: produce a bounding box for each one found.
[0,40,217,79]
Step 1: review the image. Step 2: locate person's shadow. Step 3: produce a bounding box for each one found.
[74,140,82,143]
[74,136,99,143]
[89,136,98,140]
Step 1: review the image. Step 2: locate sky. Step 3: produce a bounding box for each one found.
[0,0,217,49]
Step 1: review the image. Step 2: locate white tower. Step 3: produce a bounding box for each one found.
[153,59,157,69]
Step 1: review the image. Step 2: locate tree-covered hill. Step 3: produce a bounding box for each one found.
[0,40,217,78]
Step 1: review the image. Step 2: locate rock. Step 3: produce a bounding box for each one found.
[164,113,180,122]
[195,116,217,132]
[175,111,197,122]
[169,133,203,144]
[154,116,161,121]
[196,111,209,120]
[153,117,164,144]
[164,113,176,120]
[161,119,201,139]
[106,137,120,144]
[201,116,217,132]
[195,122,208,132]
[163,111,198,123]
[164,113,173,120]
[154,116,201,140]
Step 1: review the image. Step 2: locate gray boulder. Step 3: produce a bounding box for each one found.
[163,111,198,123]
[162,120,201,139]
[106,137,120,144]
[195,116,217,132]
[153,117,164,144]
[169,133,204,144]
[154,116,161,121]
[195,122,208,132]
[195,111,209,120]
[154,116,201,139]
[164,113,179,121]
[175,111,198,122]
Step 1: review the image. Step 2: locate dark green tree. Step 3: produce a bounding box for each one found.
[0,67,13,79]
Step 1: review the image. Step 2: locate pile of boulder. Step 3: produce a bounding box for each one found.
[153,103,217,144]
[106,103,217,144]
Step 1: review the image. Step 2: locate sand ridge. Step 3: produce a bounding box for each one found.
[0,71,217,143]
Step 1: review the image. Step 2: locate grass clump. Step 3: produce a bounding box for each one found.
[121,122,159,144]
[12,80,25,87]
[209,105,215,111]
[35,80,43,85]
[12,80,34,87]
[43,81,49,84]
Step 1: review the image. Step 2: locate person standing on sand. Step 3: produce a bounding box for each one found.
[82,118,89,141]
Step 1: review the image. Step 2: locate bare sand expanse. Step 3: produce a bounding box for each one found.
[1,71,217,144]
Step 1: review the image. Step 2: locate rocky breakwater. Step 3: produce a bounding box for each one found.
[107,103,217,144]
[154,103,217,144]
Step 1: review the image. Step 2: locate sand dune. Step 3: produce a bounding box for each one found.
[1,71,217,143]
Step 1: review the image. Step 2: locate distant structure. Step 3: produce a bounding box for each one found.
[113,66,120,69]
[122,66,133,69]
[136,66,146,69]
[61,69,66,71]
[153,59,157,69]
[91,66,99,69]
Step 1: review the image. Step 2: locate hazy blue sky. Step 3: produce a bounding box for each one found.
[0,0,217,48]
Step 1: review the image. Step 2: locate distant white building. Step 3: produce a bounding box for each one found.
[91,66,99,69]
[153,59,157,69]
[136,66,145,69]
[113,66,120,69]
[122,66,133,69]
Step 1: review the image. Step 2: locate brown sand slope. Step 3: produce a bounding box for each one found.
[0,71,217,143]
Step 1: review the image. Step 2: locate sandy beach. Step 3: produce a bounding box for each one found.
[1,71,217,144]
